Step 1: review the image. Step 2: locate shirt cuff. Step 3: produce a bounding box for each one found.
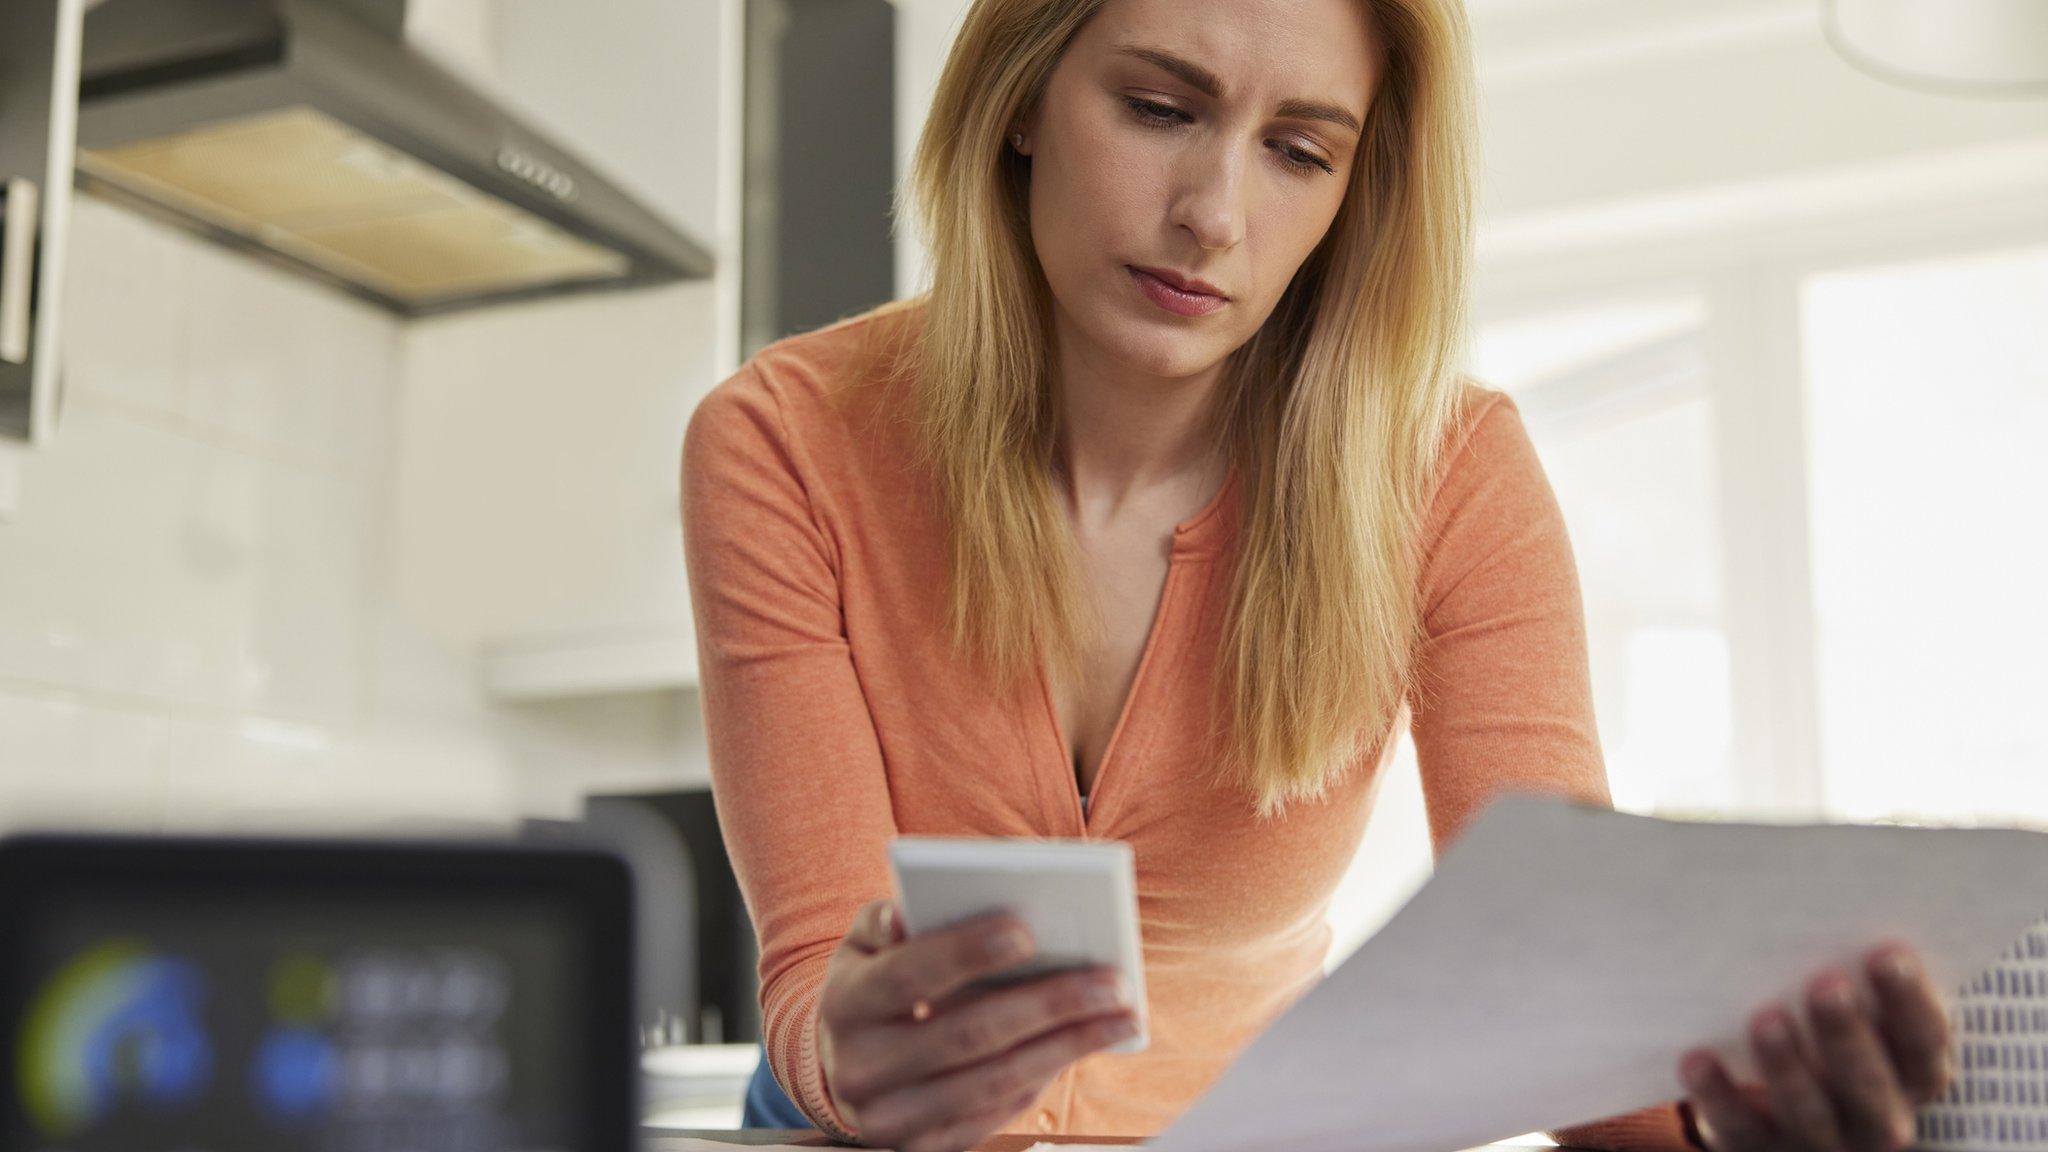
[1547,1100,1698,1152]
[787,977,862,1143]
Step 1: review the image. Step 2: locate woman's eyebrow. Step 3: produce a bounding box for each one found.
[1111,44,1363,137]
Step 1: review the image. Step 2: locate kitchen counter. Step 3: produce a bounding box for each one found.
[640,1130,1560,1151]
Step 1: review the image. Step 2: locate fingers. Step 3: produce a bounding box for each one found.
[854,1012,1140,1150]
[1681,1049,1777,1152]
[835,911,1035,1025]
[1747,1004,1842,1151]
[1864,944,1955,1103]
[1807,969,1919,1151]
[1685,946,1952,1152]
[880,966,1132,1087]
[896,1083,1042,1152]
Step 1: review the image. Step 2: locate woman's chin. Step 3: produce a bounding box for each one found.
[1098,320,1234,381]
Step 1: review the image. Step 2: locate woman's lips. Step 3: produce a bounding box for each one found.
[1128,265,1227,317]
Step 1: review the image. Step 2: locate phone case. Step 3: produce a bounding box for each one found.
[887,836,1149,1054]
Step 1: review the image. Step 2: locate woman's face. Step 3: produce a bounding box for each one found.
[1018,0,1383,381]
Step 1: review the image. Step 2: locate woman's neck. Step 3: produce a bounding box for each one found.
[1052,330,1231,528]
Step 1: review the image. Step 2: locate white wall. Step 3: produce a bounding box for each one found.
[0,196,516,836]
[893,0,975,296]
[1470,0,2048,224]
[0,0,735,837]
[390,0,735,814]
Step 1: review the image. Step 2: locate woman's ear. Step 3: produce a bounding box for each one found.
[1008,103,1041,156]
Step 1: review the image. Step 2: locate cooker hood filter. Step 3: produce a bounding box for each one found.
[75,0,711,316]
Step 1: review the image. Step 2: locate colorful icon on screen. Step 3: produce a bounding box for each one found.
[252,950,342,1117]
[15,939,215,1140]
[267,951,338,1027]
[252,1025,340,1118]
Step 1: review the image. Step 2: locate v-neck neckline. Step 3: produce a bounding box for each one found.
[1037,568,1179,837]
[1037,464,1240,835]
[1168,461,1239,558]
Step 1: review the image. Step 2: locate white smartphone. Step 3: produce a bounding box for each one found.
[887,835,1149,1054]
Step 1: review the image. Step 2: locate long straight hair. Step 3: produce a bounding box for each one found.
[878,0,1479,820]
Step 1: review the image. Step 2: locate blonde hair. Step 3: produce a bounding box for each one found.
[879,0,1478,820]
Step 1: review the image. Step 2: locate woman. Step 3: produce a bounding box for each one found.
[680,0,1955,1150]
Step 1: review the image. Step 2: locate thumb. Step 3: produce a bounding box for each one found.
[851,899,904,953]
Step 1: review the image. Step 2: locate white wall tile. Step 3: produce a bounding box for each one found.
[0,401,244,703]
[0,691,169,833]
[0,399,370,724]
[183,241,396,473]
[59,196,191,417]
[159,713,343,832]
[498,690,711,821]
[393,282,714,645]
[159,714,517,835]
[239,449,374,722]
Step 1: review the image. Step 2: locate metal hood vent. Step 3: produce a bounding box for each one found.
[74,0,713,317]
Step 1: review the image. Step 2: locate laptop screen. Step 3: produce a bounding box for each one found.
[0,833,635,1152]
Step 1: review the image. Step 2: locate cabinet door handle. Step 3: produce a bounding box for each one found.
[0,177,37,366]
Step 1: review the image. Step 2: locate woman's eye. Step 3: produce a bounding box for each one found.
[1279,145,1336,176]
[1122,96,1336,177]
[1123,96,1188,127]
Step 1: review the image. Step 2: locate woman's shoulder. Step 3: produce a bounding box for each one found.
[1437,376,1523,467]
[684,297,926,498]
[699,297,923,434]
[1417,376,1553,545]
[1410,376,1588,639]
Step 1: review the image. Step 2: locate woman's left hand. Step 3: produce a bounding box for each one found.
[1677,941,1955,1152]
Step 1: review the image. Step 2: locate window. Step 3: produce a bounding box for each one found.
[1329,230,2048,981]
[1800,241,2048,825]
[1467,296,1735,814]
[1326,296,1734,967]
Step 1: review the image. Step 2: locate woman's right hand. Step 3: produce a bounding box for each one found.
[813,898,1141,1152]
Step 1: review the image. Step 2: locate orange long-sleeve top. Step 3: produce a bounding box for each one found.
[679,300,1697,1152]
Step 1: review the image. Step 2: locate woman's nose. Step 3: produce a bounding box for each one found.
[1169,142,1248,252]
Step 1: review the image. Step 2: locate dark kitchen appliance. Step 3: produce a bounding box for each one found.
[741,0,896,359]
[526,789,760,1049]
[0,830,636,1152]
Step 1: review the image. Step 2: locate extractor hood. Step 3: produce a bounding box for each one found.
[73,0,714,317]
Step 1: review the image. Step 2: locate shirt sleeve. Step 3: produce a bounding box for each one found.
[680,366,897,1143]
[1407,390,1696,1152]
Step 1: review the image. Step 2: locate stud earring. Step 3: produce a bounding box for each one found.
[1011,132,1026,151]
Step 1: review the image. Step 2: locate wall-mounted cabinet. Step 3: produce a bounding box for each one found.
[0,0,83,449]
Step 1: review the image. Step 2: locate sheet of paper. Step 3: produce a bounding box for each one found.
[1146,793,2048,1152]
[1023,1144,1552,1152]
